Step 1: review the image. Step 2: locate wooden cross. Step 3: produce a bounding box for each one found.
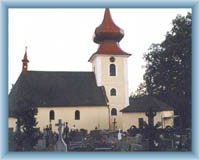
[55,119,65,139]
[113,118,117,131]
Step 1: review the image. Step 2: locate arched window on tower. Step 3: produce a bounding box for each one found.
[49,110,55,121]
[110,64,116,76]
[111,108,117,116]
[110,88,117,96]
[75,110,80,120]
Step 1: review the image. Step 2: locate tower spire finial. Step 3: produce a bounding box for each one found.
[22,46,29,73]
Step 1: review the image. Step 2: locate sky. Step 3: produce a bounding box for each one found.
[8,8,191,95]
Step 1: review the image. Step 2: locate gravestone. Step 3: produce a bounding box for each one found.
[129,143,143,151]
[36,139,46,150]
[35,128,47,151]
[118,129,122,141]
[135,134,142,144]
[117,139,130,151]
[120,135,144,151]
[55,119,67,152]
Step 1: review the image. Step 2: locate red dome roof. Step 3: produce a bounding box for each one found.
[89,9,131,61]
[88,41,131,61]
[93,9,124,43]
[95,40,130,55]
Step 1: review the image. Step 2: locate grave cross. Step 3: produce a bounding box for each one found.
[55,119,65,140]
[145,108,157,151]
[145,108,156,127]
[55,119,67,152]
[112,118,117,131]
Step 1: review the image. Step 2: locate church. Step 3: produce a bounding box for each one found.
[8,9,174,132]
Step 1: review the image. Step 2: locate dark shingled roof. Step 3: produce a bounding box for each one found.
[9,71,108,116]
[121,95,174,113]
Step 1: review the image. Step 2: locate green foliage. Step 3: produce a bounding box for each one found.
[143,13,192,128]
[131,82,147,98]
[14,98,38,150]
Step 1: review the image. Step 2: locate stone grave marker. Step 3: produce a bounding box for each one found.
[135,134,142,144]
[55,119,67,152]
[37,128,48,150]
[129,143,143,151]
[118,129,122,141]
[36,139,46,150]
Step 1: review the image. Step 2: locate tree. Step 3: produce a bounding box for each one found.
[130,82,148,98]
[143,13,192,128]
[14,98,38,150]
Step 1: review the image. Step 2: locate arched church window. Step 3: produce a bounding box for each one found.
[75,110,80,120]
[110,88,116,96]
[49,110,55,121]
[110,64,116,76]
[111,108,117,116]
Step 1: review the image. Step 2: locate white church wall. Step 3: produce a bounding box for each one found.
[122,110,174,131]
[36,106,109,132]
[122,112,147,131]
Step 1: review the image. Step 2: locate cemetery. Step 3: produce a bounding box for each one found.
[9,109,191,152]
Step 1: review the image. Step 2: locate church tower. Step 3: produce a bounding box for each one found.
[89,9,131,129]
[22,46,29,73]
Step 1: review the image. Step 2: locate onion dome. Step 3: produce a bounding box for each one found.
[94,8,124,43]
[89,9,131,62]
